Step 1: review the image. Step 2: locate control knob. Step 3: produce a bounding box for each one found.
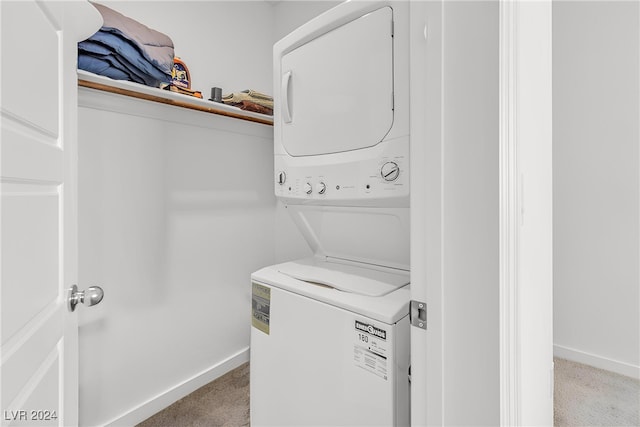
[316,182,326,194]
[381,162,400,182]
[304,182,312,195]
[276,171,286,185]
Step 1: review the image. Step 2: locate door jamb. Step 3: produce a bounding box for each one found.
[499,0,520,424]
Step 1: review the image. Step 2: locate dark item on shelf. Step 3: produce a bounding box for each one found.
[210,87,223,103]
[161,82,203,99]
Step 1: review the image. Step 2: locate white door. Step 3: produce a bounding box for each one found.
[1,2,101,425]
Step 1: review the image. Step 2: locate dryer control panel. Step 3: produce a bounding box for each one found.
[274,136,409,207]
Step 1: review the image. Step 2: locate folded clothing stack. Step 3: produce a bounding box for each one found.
[222,90,274,115]
[78,3,174,88]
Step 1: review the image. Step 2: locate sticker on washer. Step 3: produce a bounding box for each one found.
[252,282,270,335]
[353,320,388,380]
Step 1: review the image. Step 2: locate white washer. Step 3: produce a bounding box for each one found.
[251,1,410,425]
[250,257,410,427]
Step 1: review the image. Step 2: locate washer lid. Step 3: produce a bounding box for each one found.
[277,257,408,297]
[286,205,410,271]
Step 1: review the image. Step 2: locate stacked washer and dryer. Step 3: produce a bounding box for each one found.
[251,1,410,426]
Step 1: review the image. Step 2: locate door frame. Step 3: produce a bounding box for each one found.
[498,0,520,422]
[410,0,553,425]
[499,1,553,425]
[409,0,443,425]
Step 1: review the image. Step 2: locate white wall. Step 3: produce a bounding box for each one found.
[442,1,500,424]
[272,0,341,42]
[78,3,277,425]
[77,98,276,426]
[75,2,316,424]
[99,1,274,96]
[553,1,640,379]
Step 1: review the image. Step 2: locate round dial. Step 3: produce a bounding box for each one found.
[316,182,326,194]
[381,162,400,182]
[276,171,286,185]
[304,182,312,195]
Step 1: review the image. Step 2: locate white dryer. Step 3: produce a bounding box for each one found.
[251,1,410,426]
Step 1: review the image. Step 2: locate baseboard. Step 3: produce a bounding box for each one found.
[554,344,640,380]
[104,347,250,427]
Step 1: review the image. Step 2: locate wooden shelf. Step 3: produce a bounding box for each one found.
[77,70,273,126]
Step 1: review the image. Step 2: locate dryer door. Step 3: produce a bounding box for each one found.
[280,6,394,156]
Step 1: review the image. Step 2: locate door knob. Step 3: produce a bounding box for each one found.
[67,284,104,312]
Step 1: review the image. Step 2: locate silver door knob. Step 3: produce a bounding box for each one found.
[67,284,104,312]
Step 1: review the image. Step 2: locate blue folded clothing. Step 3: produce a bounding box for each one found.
[79,35,170,87]
[78,54,144,84]
[78,2,174,88]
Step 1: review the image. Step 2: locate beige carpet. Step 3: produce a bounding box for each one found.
[137,363,250,427]
[554,357,640,426]
[137,358,639,426]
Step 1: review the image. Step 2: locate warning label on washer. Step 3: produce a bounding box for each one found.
[252,282,270,335]
[353,320,388,380]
